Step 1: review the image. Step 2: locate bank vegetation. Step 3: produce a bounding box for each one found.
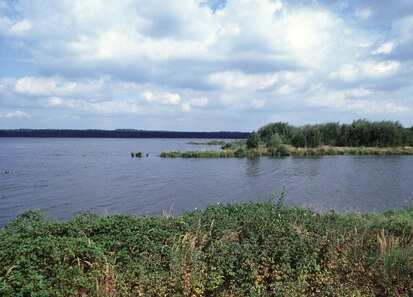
[1,198,412,296]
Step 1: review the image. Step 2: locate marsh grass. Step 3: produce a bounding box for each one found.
[161,145,413,158]
[187,141,226,145]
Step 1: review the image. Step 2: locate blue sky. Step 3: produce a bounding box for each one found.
[1,0,412,131]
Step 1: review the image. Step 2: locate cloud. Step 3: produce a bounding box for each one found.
[4,110,30,118]
[181,97,209,112]
[85,100,141,114]
[208,71,279,90]
[0,0,412,129]
[45,96,63,107]
[251,98,264,110]
[13,76,106,98]
[142,91,181,105]
[355,8,372,20]
[331,60,400,81]
[372,42,394,55]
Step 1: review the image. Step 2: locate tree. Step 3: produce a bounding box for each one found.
[291,132,307,148]
[247,131,260,149]
[257,122,294,143]
[266,133,283,148]
[304,127,321,148]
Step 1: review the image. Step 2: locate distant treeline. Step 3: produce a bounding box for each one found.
[254,119,413,148]
[0,129,249,139]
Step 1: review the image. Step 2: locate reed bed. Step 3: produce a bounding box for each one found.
[160,145,413,158]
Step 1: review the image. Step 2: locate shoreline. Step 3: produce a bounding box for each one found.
[160,145,413,158]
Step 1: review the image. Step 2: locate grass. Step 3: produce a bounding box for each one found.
[187,141,227,145]
[289,145,413,156]
[1,198,412,296]
[160,145,413,158]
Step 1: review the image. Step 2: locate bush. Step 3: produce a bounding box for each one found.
[234,149,247,157]
[304,126,321,148]
[246,131,260,149]
[1,203,412,296]
[276,145,290,156]
[222,142,233,149]
[291,133,307,148]
[266,133,283,148]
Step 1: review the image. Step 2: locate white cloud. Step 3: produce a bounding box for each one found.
[362,60,400,76]
[251,98,264,109]
[142,91,181,105]
[142,91,154,102]
[46,96,63,106]
[85,100,141,114]
[9,19,31,36]
[13,76,106,98]
[345,88,372,98]
[1,0,413,129]
[307,90,407,115]
[181,97,209,112]
[331,60,400,81]
[355,8,372,20]
[160,92,180,105]
[208,71,279,90]
[372,42,394,54]
[4,110,30,118]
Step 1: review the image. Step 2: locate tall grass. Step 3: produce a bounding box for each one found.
[1,200,412,296]
[160,145,413,159]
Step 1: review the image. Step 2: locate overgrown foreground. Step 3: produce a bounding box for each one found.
[1,199,412,296]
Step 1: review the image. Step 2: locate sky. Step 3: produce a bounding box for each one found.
[1,0,412,131]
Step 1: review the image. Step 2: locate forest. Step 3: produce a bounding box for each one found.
[0,129,249,139]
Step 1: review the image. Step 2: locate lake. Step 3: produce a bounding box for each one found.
[1,138,412,227]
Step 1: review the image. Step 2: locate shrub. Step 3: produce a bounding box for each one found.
[276,145,290,156]
[266,133,283,148]
[222,142,233,149]
[304,126,321,148]
[234,149,247,158]
[291,133,307,148]
[1,203,412,296]
[246,131,260,149]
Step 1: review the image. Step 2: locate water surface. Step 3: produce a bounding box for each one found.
[1,138,412,227]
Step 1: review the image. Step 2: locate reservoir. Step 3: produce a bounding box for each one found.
[1,137,412,227]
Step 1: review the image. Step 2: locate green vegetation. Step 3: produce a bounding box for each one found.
[258,120,413,148]
[246,131,261,149]
[288,146,413,156]
[187,141,226,145]
[160,145,413,159]
[160,150,236,158]
[1,198,412,296]
[160,119,413,158]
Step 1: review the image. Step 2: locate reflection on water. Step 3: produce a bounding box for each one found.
[245,158,261,177]
[1,138,412,227]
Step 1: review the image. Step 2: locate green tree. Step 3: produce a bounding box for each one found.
[257,122,294,143]
[266,133,283,148]
[304,127,321,148]
[320,122,341,145]
[246,131,260,149]
[291,132,307,148]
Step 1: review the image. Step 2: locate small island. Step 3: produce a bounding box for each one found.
[187,140,227,145]
[161,120,413,158]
